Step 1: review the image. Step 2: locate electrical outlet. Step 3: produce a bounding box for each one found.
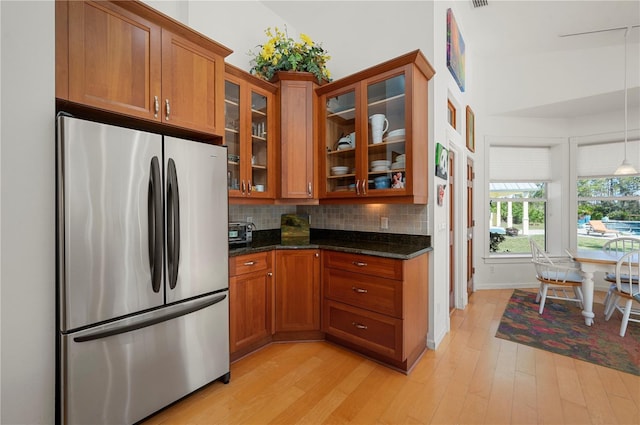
[246,216,253,224]
[380,216,389,230]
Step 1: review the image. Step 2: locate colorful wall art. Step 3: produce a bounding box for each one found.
[446,8,465,92]
[435,142,448,180]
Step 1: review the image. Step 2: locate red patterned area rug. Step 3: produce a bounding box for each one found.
[496,289,639,376]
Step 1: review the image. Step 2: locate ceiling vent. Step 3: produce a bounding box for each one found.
[472,0,488,7]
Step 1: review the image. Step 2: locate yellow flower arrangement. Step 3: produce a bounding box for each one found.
[249,26,331,83]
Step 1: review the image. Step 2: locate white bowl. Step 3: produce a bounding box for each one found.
[395,154,406,162]
[387,128,405,138]
[391,162,404,170]
[370,160,391,167]
[331,166,349,175]
[371,166,390,172]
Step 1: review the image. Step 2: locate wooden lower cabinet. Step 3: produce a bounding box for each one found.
[322,250,429,372]
[229,251,274,361]
[274,249,322,339]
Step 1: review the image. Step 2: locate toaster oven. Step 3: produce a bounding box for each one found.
[228,222,253,245]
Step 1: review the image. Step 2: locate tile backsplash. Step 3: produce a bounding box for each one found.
[229,205,296,230]
[230,204,429,235]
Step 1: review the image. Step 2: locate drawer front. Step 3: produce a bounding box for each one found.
[229,251,270,277]
[323,300,403,361]
[323,268,402,318]
[323,250,402,280]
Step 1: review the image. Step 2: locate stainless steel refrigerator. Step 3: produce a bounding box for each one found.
[56,115,230,424]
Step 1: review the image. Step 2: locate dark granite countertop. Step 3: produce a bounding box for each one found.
[229,229,432,260]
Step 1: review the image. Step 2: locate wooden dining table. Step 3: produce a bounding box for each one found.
[568,249,625,326]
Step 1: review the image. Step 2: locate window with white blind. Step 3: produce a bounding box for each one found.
[489,146,550,255]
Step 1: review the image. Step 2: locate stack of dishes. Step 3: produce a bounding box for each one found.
[385,128,405,142]
[331,166,349,176]
[370,159,391,172]
[391,154,405,170]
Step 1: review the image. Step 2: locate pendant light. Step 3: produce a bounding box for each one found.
[614,26,637,175]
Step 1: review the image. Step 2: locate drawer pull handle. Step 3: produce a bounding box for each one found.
[243,261,256,266]
[352,261,368,267]
[351,286,368,293]
[352,322,368,330]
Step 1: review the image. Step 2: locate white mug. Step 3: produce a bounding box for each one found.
[369,114,389,144]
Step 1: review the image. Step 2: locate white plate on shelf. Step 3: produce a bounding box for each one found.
[391,162,404,170]
[384,136,405,143]
[370,160,391,167]
[387,128,405,138]
[371,166,390,172]
[331,166,349,176]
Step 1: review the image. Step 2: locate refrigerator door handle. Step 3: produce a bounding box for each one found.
[148,156,163,293]
[167,158,181,290]
[73,293,227,343]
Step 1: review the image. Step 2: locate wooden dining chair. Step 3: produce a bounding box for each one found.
[602,236,640,316]
[604,249,640,337]
[529,239,584,314]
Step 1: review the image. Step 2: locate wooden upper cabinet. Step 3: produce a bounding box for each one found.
[161,30,224,134]
[59,0,231,136]
[67,1,161,120]
[275,72,320,202]
[225,64,278,203]
[316,50,435,204]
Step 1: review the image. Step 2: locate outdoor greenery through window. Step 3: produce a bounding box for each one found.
[489,182,546,254]
[577,176,640,250]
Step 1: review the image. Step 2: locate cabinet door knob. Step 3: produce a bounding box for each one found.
[243,261,256,266]
[165,99,171,121]
[154,96,159,118]
[351,286,368,293]
[352,261,367,267]
[355,180,360,196]
[315,252,319,258]
[247,180,252,195]
[267,272,273,277]
[308,182,312,197]
[352,322,368,330]
[361,179,367,196]
[241,180,246,195]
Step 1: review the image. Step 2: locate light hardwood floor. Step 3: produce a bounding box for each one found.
[143,289,640,424]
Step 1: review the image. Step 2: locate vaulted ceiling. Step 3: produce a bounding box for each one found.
[264,0,640,119]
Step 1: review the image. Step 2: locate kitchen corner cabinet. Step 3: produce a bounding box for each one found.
[57,0,231,136]
[322,250,429,372]
[274,72,321,202]
[274,249,322,339]
[316,50,435,204]
[225,64,278,202]
[229,251,274,362]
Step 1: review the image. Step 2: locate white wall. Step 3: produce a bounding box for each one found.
[0,1,55,423]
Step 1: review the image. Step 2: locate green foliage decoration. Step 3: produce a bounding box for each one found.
[249,26,331,83]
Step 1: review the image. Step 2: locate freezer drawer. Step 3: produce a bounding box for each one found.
[61,293,230,425]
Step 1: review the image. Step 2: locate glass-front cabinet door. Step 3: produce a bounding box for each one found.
[225,80,242,195]
[250,90,269,195]
[225,68,275,201]
[324,86,358,196]
[321,72,408,199]
[366,73,407,194]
